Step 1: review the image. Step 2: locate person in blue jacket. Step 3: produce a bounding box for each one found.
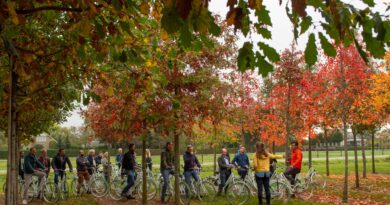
[232,145,250,180]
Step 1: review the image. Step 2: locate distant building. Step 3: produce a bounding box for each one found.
[340,132,366,146]
[29,133,52,149]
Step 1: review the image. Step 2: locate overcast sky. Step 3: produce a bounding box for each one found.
[61,0,388,128]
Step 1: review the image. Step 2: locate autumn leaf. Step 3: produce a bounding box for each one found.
[140,1,150,15]
[291,0,307,17]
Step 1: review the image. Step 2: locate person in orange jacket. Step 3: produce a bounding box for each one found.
[283,141,302,185]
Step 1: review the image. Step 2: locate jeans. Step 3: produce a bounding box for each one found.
[184,170,199,186]
[219,171,231,191]
[54,171,67,192]
[161,169,174,200]
[122,170,136,195]
[255,175,270,205]
[238,169,248,180]
[23,170,46,201]
[283,167,300,185]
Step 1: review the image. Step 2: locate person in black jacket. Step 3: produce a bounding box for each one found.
[22,147,46,205]
[121,143,137,199]
[183,145,201,186]
[217,148,233,195]
[52,148,73,191]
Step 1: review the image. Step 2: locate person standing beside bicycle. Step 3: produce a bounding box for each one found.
[217,148,234,196]
[115,148,123,169]
[160,142,174,204]
[52,148,73,191]
[283,141,302,186]
[232,145,250,180]
[87,149,97,175]
[121,143,137,200]
[76,149,90,196]
[253,142,284,205]
[145,149,153,171]
[22,147,46,205]
[183,145,201,186]
[38,149,51,176]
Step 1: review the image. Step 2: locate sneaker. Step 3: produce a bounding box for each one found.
[22,200,28,205]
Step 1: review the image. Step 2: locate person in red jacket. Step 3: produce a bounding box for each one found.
[283,141,302,185]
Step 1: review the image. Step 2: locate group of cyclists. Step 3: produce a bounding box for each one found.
[18,140,302,205]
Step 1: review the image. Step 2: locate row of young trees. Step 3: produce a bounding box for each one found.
[1,0,389,205]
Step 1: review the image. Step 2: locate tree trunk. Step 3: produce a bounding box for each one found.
[174,129,180,205]
[213,125,217,175]
[361,133,366,179]
[371,130,376,174]
[342,117,348,203]
[352,128,359,188]
[308,134,312,169]
[284,85,291,168]
[141,133,147,205]
[272,141,275,154]
[6,53,18,205]
[325,128,329,176]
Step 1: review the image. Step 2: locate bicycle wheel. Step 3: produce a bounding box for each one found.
[197,181,216,202]
[137,178,157,200]
[179,181,191,205]
[90,178,109,197]
[297,183,314,200]
[26,183,36,203]
[42,182,59,204]
[71,178,78,195]
[226,181,250,205]
[311,173,326,189]
[109,176,126,200]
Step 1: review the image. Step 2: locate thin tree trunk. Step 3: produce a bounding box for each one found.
[272,141,275,154]
[213,124,217,175]
[342,117,348,203]
[361,133,366,179]
[285,85,291,168]
[141,133,147,205]
[308,133,312,169]
[6,53,18,205]
[352,128,360,188]
[174,129,180,205]
[371,130,376,174]
[325,128,329,176]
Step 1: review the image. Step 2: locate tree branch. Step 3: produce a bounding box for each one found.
[16,6,84,14]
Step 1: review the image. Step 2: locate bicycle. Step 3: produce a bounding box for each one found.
[270,171,315,201]
[23,174,59,204]
[206,166,251,205]
[109,168,157,201]
[184,167,216,203]
[54,170,72,200]
[159,171,191,205]
[71,168,109,197]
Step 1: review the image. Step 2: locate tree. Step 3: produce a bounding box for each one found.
[321,44,372,201]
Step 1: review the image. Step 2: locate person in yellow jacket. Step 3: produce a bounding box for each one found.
[253,142,284,205]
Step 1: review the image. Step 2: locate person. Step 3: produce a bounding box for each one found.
[115,148,123,169]
[38,149,51,176]
[253,142,283,205]
[145,149,152,171]
[283,141,302,186]
[87,149,96,175]
[160,142,174,203]
[19,151,25,180]
[217,148,233,196]
[232,145,250,180]
[95,151,103,167]
[183,145,201,186]
[101,152,111,183]
[121,143,137,199]
[76,149,90,196]
[52,148,73,191]
[22,147,46,205]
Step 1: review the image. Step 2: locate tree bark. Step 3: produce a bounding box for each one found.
[141,133,147,205]
[371,130,376,174]
[213,124,217,175]
[174,129,180,205]
[6,53,18,205]
[342,117,348,203]
[308,133,312,169]
[352,128,359,188]
[361,132,366,179]
[325,128,329,176]
[284,85,291,168]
